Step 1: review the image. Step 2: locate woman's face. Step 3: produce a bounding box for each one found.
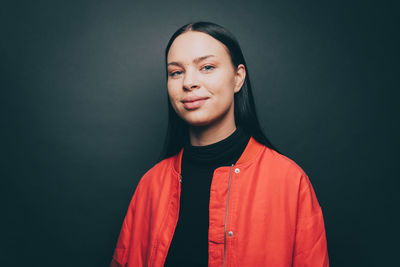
[167,31,245,128]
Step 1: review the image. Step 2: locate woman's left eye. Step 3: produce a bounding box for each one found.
[201,65,215,71]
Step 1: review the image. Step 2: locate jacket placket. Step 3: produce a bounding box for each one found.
[208,165,238,267]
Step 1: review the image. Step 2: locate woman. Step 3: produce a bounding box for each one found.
[111,21,329,267]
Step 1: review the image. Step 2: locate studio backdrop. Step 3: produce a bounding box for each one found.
[1,0,398,266]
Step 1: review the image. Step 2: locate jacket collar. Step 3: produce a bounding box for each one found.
[172,136,265,174]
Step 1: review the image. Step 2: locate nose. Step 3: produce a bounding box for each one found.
[183,68,200,91]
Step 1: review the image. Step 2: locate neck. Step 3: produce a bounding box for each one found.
[189,121,237,147]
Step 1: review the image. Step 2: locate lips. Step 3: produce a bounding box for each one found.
[181,96,209,110]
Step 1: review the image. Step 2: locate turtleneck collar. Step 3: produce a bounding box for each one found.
[182,127,250,168]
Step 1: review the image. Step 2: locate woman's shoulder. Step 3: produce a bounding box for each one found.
[242,137,308,180]
[258,145,309,182]
[270,148,307,175]
[145,156,175,175]
[135,154,178,189]
[255,146,318,197]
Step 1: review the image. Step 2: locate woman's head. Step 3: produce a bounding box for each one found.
[166,30,245,129]
[160,21,278,159]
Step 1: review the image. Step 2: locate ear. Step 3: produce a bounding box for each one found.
[233,64,246,93]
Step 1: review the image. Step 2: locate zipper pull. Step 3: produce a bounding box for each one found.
[179,175,182,183]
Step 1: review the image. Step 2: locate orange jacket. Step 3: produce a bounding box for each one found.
[111,137,329,266]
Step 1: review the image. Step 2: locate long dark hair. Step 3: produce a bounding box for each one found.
[159,21,279,160]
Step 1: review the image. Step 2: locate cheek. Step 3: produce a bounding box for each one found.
[167,83,179,100]
[209,77,235,98]
[167,87,182,113]
[208,69,236,92]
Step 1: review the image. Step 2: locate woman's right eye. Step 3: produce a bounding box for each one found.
[169,71,183,77]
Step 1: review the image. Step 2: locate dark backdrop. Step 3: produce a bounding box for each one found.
[1,0,398,266]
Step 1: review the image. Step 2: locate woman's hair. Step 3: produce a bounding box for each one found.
[159,21,279,160]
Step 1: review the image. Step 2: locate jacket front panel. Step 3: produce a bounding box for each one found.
[111,158,181,267]
[111,137,329,267]
[222,146,327,266]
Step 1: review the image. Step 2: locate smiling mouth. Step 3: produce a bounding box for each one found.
[182,98,209,110]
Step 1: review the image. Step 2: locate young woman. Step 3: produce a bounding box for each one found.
[111,22,329,267]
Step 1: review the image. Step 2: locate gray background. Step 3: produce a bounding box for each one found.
[1,0,399,266]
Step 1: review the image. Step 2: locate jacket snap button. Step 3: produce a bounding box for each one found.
[234,168,240,174]
[228,231,233,236]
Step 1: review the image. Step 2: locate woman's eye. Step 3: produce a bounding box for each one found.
[201,65,215,71]
[169,71,183,77]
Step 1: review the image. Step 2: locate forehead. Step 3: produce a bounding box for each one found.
[167,31,230,63]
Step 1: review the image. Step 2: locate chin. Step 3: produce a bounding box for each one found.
[182,115,213,127]
[185,119,212,127]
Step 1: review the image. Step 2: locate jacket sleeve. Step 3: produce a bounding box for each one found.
[110,183,141,267]
[292,173,329,267]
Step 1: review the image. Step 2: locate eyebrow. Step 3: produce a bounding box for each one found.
[167,55,216,67]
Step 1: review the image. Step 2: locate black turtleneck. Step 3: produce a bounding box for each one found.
[164,128,250,266]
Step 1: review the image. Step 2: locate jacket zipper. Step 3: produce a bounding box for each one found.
[223,164,234,267]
